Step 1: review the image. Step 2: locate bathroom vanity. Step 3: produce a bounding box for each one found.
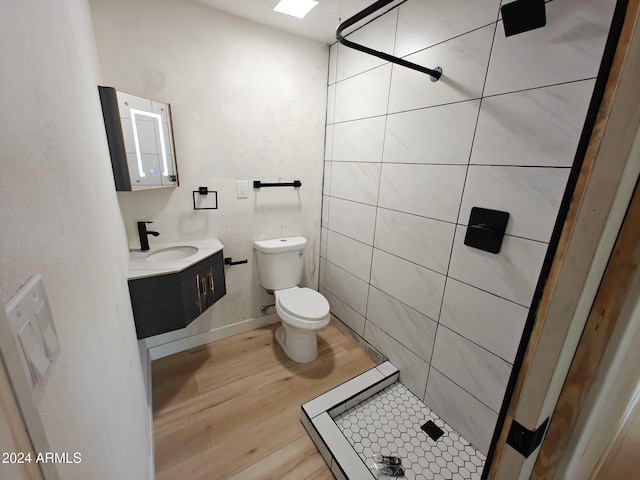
[127,239,226,339]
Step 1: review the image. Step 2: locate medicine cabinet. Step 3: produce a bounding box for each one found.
[98,86,179,191]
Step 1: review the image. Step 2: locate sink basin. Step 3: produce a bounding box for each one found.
[146,245,199,263]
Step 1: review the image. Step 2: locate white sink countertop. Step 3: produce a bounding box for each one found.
[128,238,224,280]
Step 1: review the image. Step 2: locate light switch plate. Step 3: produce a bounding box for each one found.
[237,180,248,199]
[5,274,59,403]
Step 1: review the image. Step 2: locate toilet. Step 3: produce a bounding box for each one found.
[254,236,330,363]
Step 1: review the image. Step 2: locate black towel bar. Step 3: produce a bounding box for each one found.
[224,258,248,266]
[253,180,302,189]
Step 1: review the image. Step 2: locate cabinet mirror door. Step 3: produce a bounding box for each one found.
[99,86,179,191]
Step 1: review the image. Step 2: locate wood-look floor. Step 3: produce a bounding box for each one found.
[152,323,377,479]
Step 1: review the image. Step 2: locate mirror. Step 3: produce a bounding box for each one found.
[98,86,179,191]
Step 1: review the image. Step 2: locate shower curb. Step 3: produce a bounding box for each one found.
[301,361,400,480]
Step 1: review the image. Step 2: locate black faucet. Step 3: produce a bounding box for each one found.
[137,221,159,251]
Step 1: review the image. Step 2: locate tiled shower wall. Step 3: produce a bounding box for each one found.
[319,0,617,455]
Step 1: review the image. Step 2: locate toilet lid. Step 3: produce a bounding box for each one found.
[278,287,329,321]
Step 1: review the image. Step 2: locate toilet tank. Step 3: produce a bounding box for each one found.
[254,236,306,291]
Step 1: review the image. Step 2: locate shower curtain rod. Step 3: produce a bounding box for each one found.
[336,0,443,82]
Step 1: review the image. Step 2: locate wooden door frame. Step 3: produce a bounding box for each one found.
[541,178,640,478]
[487,0,640,478]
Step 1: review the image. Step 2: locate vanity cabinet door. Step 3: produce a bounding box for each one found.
[129,273,187,339]
[129,250,226,339]
[195,265,214,313]
[205,251,226,306]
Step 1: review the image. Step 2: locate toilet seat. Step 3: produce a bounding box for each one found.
[275,287,330,329]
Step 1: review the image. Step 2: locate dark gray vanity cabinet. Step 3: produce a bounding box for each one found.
[128,251,226,339]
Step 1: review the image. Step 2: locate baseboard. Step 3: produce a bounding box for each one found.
[148,314,280,360]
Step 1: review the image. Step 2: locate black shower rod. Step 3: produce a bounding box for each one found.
[336,0,443,82]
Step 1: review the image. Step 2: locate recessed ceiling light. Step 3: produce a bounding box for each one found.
[273,0,319,19]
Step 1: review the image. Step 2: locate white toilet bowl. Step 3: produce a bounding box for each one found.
[274,286,330,363]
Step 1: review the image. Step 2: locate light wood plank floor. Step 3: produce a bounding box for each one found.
[152,323,377,479]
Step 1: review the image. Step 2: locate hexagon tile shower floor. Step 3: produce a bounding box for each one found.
[334,383,486,480]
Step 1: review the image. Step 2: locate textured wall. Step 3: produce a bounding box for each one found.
[320,0,617,454]
[90,0,328,347]
[0,0,152,477]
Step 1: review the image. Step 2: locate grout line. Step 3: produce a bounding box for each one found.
[429,365,502,416]
[438,323,515,367]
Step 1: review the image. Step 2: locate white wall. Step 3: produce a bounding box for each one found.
[320,0,617,455]
[89,0,328,347]
[0,0,152,478]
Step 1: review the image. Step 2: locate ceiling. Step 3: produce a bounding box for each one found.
[192,0,383,44]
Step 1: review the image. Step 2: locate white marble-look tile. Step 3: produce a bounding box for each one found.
[335,64,392,122]
[313,413,374,480]
[327,197,377,245]
[326,230,373,282]
[458,165,570,243]
[321,194,329,226]
[388,25,495,114]
[326,291,366,337]
[320,227,328,259]
[384,99,480,165]
[332,116,386,163]
[304,368,384,418]
[328,42,338,86]
[322,161,331,195]
[330,162,381,205]
[325,262,370,316]
[331,462,348,480]
[327,83,336,124]
[374,208,455,275]
[431,326,512,413]
[336,8,398,82]
[440,279,528,364]
[366,286,437,362]
[324,124,334,161]
[471,80,596,167]
[344,374,399,411]
[424,368,498,455]
[376,361,399,377]
[395,0,502,57]
[378,164,467,223]
[484,0,616,96]
[448,225,549,307]
[370,249,446,321]
[300,412,331,466]
[319,258,327,290]
[364,322,430,400]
